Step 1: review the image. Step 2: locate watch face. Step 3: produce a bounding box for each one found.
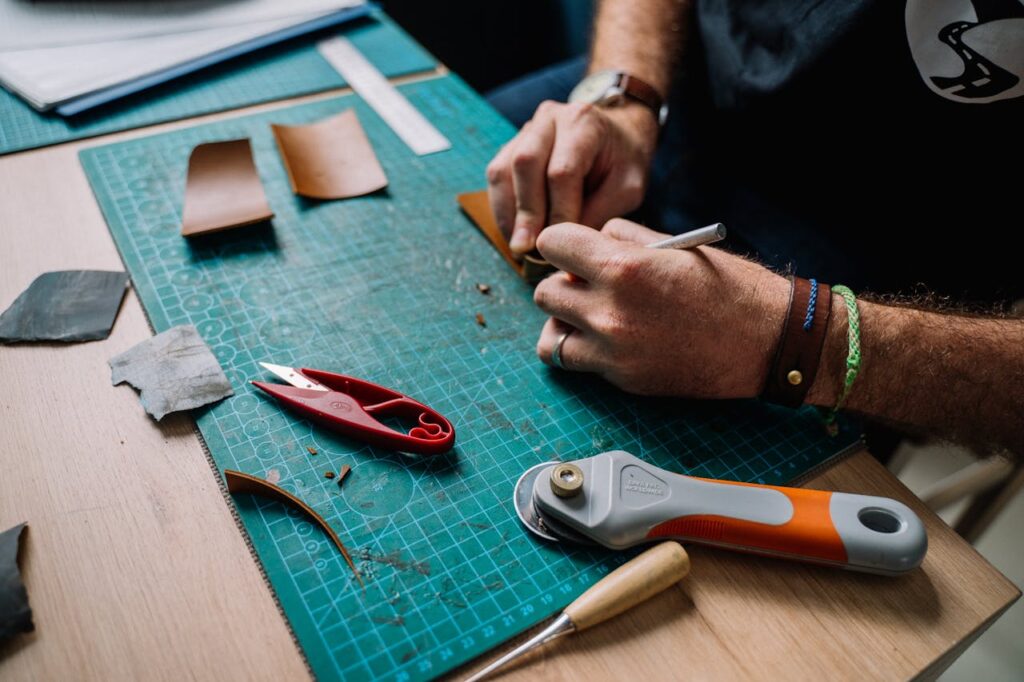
[569,70,622,104]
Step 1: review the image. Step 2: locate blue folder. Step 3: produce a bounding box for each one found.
[54,4,371,116]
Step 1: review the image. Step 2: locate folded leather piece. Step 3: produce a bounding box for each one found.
[272,110,388,200]
[457,190,555,283]
[180,138,274,237]
[0,523,33,642]
[109,324,234,420]
[0,270,129,343]
[457,190,522,275]
[225,470,362,585]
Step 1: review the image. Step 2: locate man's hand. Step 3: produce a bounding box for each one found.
[532,219,791,398]
[486,101,658,255]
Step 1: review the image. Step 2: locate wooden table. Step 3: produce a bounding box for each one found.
[0,76,1018,681]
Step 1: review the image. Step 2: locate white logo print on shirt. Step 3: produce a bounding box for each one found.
[906,0,1024,103]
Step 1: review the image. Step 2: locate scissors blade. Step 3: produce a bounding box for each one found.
[259,362,328,391]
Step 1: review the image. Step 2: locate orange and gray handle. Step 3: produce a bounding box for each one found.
[532,450,927,575]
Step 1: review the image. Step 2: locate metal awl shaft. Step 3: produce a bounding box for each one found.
[463,613,574,682]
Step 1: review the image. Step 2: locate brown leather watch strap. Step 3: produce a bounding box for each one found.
[620,74,664,117]
[762,277,832,408]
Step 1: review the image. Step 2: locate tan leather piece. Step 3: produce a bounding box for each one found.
[272,110,388,200]
[457,189,523,276]
[180,139,273,237]
[224,469,362,586]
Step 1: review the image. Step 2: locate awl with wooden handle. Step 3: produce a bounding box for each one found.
[463,541,690,681]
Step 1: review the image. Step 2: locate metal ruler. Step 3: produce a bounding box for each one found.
[317,36,451,156]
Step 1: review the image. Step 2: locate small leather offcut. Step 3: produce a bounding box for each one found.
[180,138,273,237]
[0,270,128,343]
[0,523,33,642]
[762,277,833,408]
[108,324,233,420]
[225,470,362,586]
[272,110,388,200]
[457,190,522,275]
[458,190,557,283]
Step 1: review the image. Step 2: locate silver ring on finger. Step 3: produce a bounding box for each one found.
[551,329,574,370]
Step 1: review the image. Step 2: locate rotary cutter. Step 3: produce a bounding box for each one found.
[514,450,927,575]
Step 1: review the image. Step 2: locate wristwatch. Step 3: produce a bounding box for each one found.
[568,70,668,126]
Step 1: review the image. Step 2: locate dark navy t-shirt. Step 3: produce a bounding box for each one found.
[685,0,1022,302]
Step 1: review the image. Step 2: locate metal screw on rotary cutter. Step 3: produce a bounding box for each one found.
[513,462,596,546]
[549,463,583,498]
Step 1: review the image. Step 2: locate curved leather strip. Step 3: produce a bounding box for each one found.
[762,277,832,408]
[225,470,363,587]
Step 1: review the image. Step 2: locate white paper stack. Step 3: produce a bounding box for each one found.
[0,0,367,114]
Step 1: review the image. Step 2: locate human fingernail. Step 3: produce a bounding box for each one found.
[509,227,531,253]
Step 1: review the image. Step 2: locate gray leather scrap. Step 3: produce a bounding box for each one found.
[0,270,129,343]
[0,523,33,642]
[109,324,234,420]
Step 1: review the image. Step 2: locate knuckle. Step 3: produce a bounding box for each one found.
[532,283,551,309]
[599,251,645,281]
[485,160,506,185]
[590,311,623,336]
[511,149,539,172]
[546,161,580,185]
[536,99,559,116]
[621,181,645,207]
[536,339,547,361]
[601,217,629,234]
[564,101,594,121]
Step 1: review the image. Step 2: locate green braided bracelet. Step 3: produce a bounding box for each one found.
[824,285,861,435]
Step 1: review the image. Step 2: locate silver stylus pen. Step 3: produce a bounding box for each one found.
[646,222,726,250]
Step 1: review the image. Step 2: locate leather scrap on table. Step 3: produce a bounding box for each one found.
[108,324,233,420]
[457,190,555,283]
[271,110,388,200]
[0,523,33,642]
[0,270,129,343]
[457,190,521,275]
[180,138,274,237]
[224,470,362,586]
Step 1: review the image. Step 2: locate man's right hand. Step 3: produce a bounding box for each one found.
[485,99,659,255]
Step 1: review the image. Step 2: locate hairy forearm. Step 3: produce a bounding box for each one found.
[589,0,690,96]
[808,296,1024,455]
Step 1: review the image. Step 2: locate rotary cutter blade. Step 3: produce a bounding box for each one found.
[512,461,596,546]
[514,462,560,541]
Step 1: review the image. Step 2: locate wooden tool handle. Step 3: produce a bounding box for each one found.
[564,542,690,631]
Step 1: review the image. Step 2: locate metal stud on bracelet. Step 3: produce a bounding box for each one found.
[761,277,832,407]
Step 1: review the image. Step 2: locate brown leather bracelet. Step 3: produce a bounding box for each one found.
[762,277,832,407]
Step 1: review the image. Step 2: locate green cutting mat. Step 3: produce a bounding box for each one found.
[80,74,861,681]
[0,12,434,156]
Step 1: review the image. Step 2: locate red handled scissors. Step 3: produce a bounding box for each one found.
[252,362,455,455]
